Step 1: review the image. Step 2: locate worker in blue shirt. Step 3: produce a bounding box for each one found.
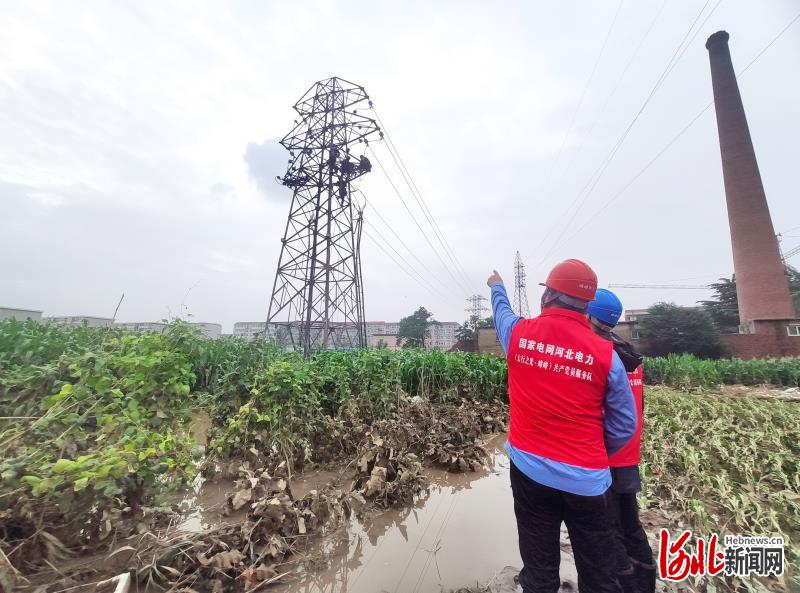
[488,260,637,593]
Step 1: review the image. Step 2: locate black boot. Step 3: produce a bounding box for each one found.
[631,559,656,593]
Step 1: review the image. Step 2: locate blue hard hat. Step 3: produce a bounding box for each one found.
[587,288,623,327]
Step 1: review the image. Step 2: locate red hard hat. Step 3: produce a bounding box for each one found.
[540,259,598,301]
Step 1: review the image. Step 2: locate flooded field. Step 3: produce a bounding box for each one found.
[173,434,580,593]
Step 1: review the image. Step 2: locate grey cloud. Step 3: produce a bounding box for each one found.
[243,139,289,201]
[210,182,234,196]
[0,177,281,330]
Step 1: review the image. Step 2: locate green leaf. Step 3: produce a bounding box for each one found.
[73,476,89,491]
[53,459,76,474]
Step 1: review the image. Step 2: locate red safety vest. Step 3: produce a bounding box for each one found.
[507,309,614,470]
[608,364,643,467]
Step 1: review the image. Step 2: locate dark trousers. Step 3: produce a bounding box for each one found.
[608,490,654,569]
[510,461,621,593]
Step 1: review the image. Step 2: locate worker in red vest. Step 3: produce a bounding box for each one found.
[488,260,637,593]
[587,289,655,593]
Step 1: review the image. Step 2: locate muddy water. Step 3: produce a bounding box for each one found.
[274,434,579,593]
[176,467,352,533]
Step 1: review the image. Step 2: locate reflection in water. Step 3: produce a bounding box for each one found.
[169,435,581,592]
[275,434,527,593]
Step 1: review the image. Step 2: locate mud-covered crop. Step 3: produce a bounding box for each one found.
[641,386,800,570]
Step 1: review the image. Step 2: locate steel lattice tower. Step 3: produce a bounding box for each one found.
[513,251,530,317]
[266,77,382,356]
[465,294,488,319]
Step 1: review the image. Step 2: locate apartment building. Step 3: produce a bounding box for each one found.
[0,307,43,322]
[233,321,267,340]
[234,319,459,350]
[47,316,113,328]
[365,320,458,350]
[115,321,168,333]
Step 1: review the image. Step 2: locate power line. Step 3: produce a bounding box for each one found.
[535,0,715,268]
[549,0,668,195]
[531,0,625,255]
[362,226,447,300]
[650,274,726,282]
[369,111,475,289]
[367,145,472,294]
[558,103,713,245]
[361,223,444,296]
[373,138,472,289]
[664,0,725,81]
[782,245,800,260]
[354,186,453,295]
[609,283,710,289]
[551,9,800,251]
[364,218,456,301]
[737,11,800,74]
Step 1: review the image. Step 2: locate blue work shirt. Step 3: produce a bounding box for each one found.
[492,282,637,496]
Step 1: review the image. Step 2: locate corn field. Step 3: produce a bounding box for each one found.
[641,386,800,573]
[644,353,800,390]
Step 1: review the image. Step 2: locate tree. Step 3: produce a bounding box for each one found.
[397,307,436,348]
[455,315,494,342]
[639,302,727,359]
[699,276,740,333]
[788,265,800,315]
[699,267,800,329]
[455,321,475,342]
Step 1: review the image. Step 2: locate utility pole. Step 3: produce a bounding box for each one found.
[266,77,382,357]
[513,251,530,317]
[465,294,488,320]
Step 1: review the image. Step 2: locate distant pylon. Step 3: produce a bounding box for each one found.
[465,294,488,319]
[513,251,530,317]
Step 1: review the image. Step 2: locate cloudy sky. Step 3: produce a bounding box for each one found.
[2,1,799,331]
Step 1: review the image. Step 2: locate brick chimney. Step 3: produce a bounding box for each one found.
[705,31,795,328]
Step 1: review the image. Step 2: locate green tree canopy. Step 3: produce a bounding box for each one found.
[455,315,494,342]
[699,267,800,331]
[639,302,727,359]
[699,276,740,333]
[788,265,800,314]
[397,307,436,349]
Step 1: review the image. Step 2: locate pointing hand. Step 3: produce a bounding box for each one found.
[486,270,503,287]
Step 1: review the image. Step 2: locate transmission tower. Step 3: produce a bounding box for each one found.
[266,77,382,357]
[465,294,488,320]
[513,251,530,317]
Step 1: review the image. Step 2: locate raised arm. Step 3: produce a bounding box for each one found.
[487,270,522,355]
